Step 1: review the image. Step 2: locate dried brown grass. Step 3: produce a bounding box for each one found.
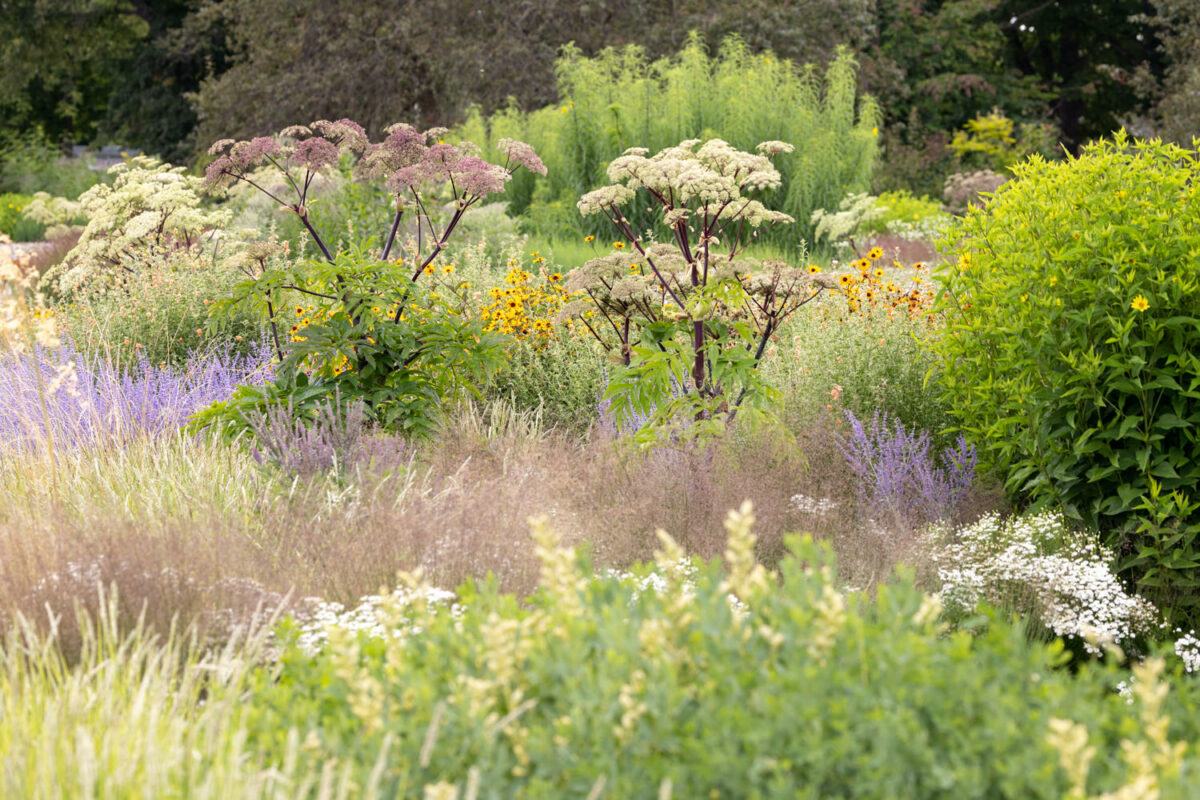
[0,403,1001,655]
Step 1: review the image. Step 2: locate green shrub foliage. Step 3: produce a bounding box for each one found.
[244,508,1198,798]
[931,132,1200,621]
[461,34,879,255]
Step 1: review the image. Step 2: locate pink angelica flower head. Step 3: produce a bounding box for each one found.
[422,142,465,173]
[207,138,235,156]
[386,143,465,193]
[204,155,235,190]
[311,119,369,155]
[497,138,546,176]
[230,137,282,171]
[278,125,312,139]
[360,124,426,180]
[385,165,423,194]
[203,136,281,192]
[289,136,340,171]
[452,156,509,197]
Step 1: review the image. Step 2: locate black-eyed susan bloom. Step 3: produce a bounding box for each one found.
[612,241,626,249]
[867,247,883,260]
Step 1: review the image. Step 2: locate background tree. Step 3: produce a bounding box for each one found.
[1141,0,1200,143]
[0,0,149,144]
[996,0,1162,150]
[184,0,872,147]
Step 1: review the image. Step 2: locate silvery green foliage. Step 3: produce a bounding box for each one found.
[810,192,885,248]
[930,512,1161,654]
[51,156,231,293]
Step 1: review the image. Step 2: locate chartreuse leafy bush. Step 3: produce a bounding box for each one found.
[0,193,44,241]
[237,505,1200,799]
[930,132,1200,622]
[460,34,879,255]
[191,120,546,439]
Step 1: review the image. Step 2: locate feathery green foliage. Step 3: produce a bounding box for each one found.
[460,34,879,255]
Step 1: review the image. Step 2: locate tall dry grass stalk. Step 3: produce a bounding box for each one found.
[0,397,995,654]
[0,591,278,798]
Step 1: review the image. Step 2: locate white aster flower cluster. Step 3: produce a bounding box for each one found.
[789,493,838,516]
[606,563,699,601]
[930,512,1161,655]
[293,584,461,654]
[1173,630,1200,673]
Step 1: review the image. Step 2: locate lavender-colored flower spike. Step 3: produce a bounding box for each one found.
[497,137,547,176]
[837,409,977,529]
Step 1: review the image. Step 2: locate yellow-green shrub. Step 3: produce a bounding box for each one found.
[930,132,1200,622]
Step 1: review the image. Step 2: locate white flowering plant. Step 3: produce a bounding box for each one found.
[43,156,230,296]
[566,139,832,442]
[930,512,1163,655]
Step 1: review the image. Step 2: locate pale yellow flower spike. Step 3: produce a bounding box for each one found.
[720,501,771,602]
[1046,717,1095,800]
[423,781,459,800]
[653,529,687,575]
[1047,657,1186,800]
[530,515,586,622]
